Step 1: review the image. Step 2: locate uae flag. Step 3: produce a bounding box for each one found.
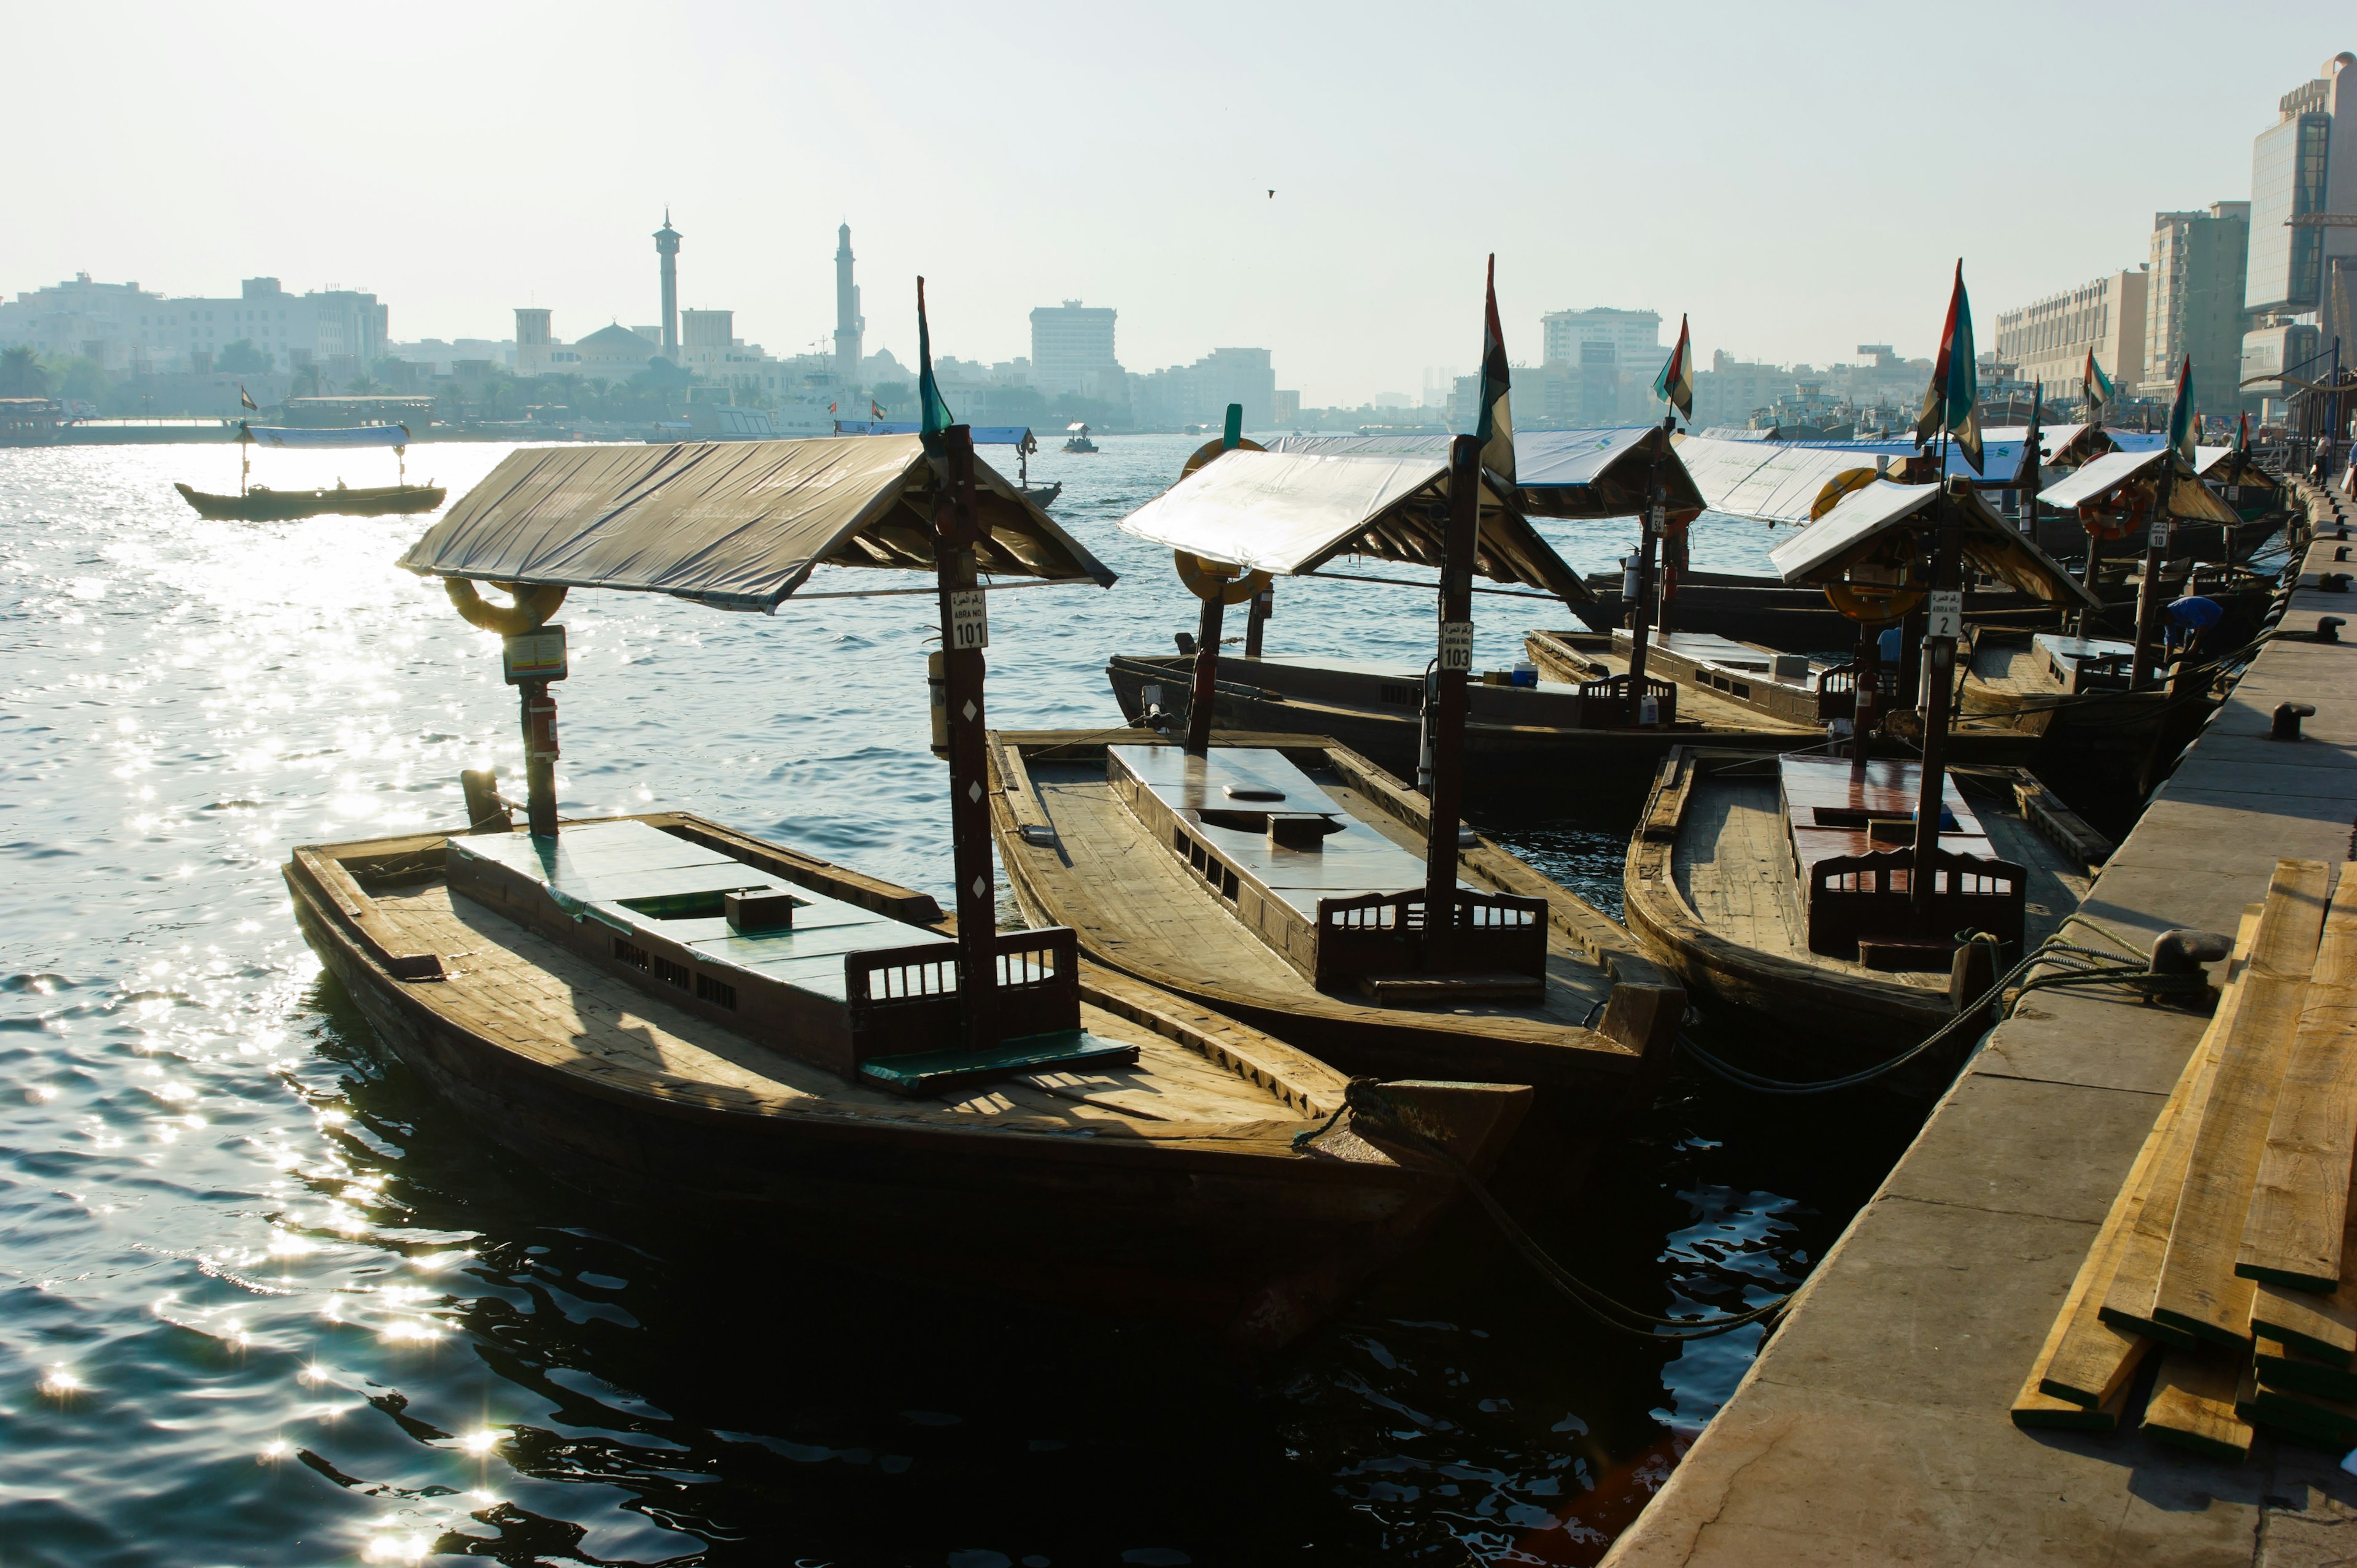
[239,384,258,412]
[2237,409,2251,452]
[915,276,957,442]
[1474,254,1514,486]
[2167,355,2195,463]
[1653,314,1693,422]
[1914,260,1983,474]
[2081,348,2113,412]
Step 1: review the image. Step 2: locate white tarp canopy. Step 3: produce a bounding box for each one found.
[1768,479,2100,608]
[1115,447,1587,597]
[399,434,1115,611]
[1267,425,1705,519]
[2035,446,2242,524]
[243,422,409,449]
[1673,434,1906,525]
[2194,444,2234,476]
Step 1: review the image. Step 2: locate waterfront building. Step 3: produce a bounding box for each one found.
[1689,350,1787,431]
[1992,269,2148,402]
[1029,301,1121,397]
[0,274,385,376]
[1128,346,1275,430]
[1539,307,1662,378]
[2243,54,2357,413]
[2142,203,2248,412]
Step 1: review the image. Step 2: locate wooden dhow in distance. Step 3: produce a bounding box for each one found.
[284,297,1530,1348]
[994,389,1685,1105]
[174,420,445,520]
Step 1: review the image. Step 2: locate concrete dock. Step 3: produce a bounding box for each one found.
[1603,481,2357,1566]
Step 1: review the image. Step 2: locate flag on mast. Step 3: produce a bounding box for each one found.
[239,384,258,412]
[1653,314,1693,422]
[916,276,956,445]
[1915,260,1983,473]
[2167,355,2195,464]
[1474,254,1514,486]
[2237,409,2251,452]
[2081,348,2113,413]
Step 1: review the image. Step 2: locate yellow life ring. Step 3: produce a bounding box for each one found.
[446,577,568,634]
[1174,550,1272,605]
[1809,468,1881,521]
[1822,580,1921,624]
[1179,436,1266,478]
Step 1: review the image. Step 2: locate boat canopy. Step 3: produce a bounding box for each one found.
[398,434,1115,612]
[2035,447,2241,523]
[1767,434,2035,486]
[2193,444,2234,476]
[1266,425,1705,519]
[2103,430,2169,454]
[1768,481,2100,608]
[242,422,409,449]
[1115,448,1586,598]
[837,420,1035,448]
[1673,433,1910,525]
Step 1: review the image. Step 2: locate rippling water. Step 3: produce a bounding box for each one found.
[0,436,1922,1566]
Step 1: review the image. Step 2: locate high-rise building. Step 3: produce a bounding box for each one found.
[2243,54,2357,411]
[1029,301,1120,396]
[1992,269,2147,403]
[654,210,682,361]
[834,225,864,391]
[2142,203,2248,411]
[1539,307,1662,377]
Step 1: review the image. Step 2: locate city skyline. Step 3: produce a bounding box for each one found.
[3,3,2349,405]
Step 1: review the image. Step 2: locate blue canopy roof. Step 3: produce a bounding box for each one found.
[242,422,409,449]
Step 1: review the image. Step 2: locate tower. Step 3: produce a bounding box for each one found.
[834,223,864,388]
[654,209,682,361]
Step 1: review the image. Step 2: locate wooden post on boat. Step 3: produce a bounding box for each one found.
[2022,382,2042,536]
[1908,495,1963,928]
[1423,433,1479,920]
[1244,585,1271,657]
[1624,417,1673,721]
[239,421,251,496]
[931,423,1000,1049]
[1184,405,1249,754]
[2130,457,2176,692]
[1850,617,1882,777]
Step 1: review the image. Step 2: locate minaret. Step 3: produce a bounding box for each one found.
[834,223,864,388]
[654,209,682,361]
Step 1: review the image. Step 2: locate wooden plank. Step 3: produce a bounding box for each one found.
[2036,973,2229,1405]
[2150,859,2332,1347]
[2141,1343,2256,1462]
[2237,864,2357,1292]
[2251,1188,2357,1365]
[2100,905,2267,1346]
[2238,1375,2357,1451]
[2254,1333,2357,1403]
[2011,1364,2138,1432]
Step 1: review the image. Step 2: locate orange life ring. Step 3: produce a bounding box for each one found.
[1173,550,1272,605]
[1179,436,1266,477]
[1808,468,1882,521]
[1823,580,1921,624]
[445,578,567,634]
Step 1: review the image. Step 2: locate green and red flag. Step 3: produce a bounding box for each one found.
[915,276,956,446]
[2081,348,2113,415]
[1474,253,1514,485]
[1654,313,1694,422]
[1914,260,1983,474]
[2237,409,2251,452]
[2167,355,2195,463]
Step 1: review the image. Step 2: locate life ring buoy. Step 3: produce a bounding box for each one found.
[1174,550,1272,605]
[1179,436,1266,477]
[1809,468,1881,521]
[1823,581,1921,624]
[446,577,567,634]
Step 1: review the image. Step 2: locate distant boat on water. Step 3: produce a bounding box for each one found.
[174,422,443,520]
[1062,422,1099,454]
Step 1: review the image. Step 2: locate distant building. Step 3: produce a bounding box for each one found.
[834,225,864,391]
[1030,301,1121,396]
[1128,346,1275,430]
[2243,54,2357,413]
[1539,307,1662,376]
[0,274,385,375]
[654,211,682,361]
[2142,203,2248,411]
[1273,388,1301,425]
[1992,269,2147,403]
[1689,350,1787,431]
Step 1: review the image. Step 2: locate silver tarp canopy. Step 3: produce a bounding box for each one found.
[1673,434,1908,525]
[1768,479,2100,608]
[1266,425,1705,519]
[1115,447,1587,598]
[398,436,1115,611]
[243,422,409,449]
[2035,447,2241,524]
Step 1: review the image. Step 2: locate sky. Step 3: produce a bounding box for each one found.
[6,2,2350,405]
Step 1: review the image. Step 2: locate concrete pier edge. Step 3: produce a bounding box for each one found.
[1602,479,2357,1567]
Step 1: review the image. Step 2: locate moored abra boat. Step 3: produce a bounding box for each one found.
[175,420,443,520]
[283,314,1527,1346]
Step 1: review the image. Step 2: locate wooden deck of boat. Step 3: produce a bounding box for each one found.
[362,878,1306,1132]
[1671,767,2093,1000]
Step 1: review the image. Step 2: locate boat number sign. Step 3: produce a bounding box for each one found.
[949,590,990,651]
[502,625,568,684]
[1926,590,1964,641]
[1439,620,1474,671]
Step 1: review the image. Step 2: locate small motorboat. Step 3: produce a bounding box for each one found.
[1062,422,1099,454]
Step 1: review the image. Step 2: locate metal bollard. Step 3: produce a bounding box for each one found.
[2270,701,2317,741]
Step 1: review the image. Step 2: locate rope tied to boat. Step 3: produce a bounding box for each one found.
[1299,1079,1790,1341]
[1675,914,2216,1097]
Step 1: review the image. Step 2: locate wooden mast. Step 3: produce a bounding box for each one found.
[2130,452,2176,692]
[2022,380,2042,535]
[1183,404,1246,755]
[1423,433,1478,920]
[1623,418,1673,720]
[931,422,1000,1049]
[1907,490,1962,926]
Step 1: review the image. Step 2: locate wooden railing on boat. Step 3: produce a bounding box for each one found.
[1574,671,1679,728]
[1313,888,1549,989]
[846,926,1082,1059]
[1805,844,2027,962]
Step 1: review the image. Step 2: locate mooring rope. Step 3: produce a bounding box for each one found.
[1298,1081,1789,1340]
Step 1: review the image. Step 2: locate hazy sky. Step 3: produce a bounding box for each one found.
[7,3,2348,404]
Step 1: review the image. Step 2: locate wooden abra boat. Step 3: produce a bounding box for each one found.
[991,727,1681,1106]
[290,811,1524,1348]
[174,479,446,520]
[175,419,441,520]
[1624,746,2103,1053]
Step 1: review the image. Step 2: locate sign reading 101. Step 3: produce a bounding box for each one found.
[948,590,990,651]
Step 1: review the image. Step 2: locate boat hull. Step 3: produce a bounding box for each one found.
[175,481,446,520]
[285,816,1525,1350]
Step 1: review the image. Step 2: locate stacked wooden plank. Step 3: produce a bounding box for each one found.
[2014,859,2357,1459]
